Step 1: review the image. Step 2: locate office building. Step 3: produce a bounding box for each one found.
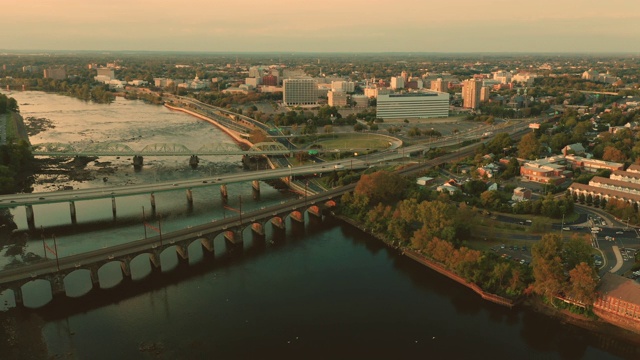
[390,76,404,90]
[43,67,66,80]
[430,78,448,93]
[328,91,348,107]
[376,92,449,119]
[283,79,318,106]
[462,79,482,109]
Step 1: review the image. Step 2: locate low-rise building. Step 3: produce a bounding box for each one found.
[520,157,571,185]
[512,187,532,202]
[593,273,640,333]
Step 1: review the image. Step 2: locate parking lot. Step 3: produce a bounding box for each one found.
[491,243,532,266]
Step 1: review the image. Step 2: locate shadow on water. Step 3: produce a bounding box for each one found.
[14,214,340,323]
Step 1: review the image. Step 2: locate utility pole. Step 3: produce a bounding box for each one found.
[142,206,147,239]
[53,234,60,272]
[239,195,243,226]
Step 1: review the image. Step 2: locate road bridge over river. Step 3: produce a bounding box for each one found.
[0,144,479,307]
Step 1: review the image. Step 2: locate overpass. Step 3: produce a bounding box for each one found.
[0,143,479,308]
[32,141,292,157]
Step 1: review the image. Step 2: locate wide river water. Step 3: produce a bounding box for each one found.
[0,91,638,359]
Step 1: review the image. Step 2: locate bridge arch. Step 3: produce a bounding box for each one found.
[141,143,192,154]
[96,260,127,289]
[130,252,161,280]
[21,279,53,309]
[83,142,136,154]
[32,142,78,154]
[63,268,94,298]
[197,143,241,153]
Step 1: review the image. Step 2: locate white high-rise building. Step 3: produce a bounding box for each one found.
[331,81,355,93]
[390,76,404,90]
[283,79,318,106]
[376,92,449,119]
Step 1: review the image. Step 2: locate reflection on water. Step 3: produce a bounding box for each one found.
[0,92,637,359]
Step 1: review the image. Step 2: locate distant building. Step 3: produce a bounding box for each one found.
[582,69,599,81]
[376,92,449,119]
[351,94,369,108]
[462,79,482,109]
[416,176,435,186]
[430,78,448,93]
[480,86,491,102]
[328,91,348,107]
[390,76,404,90]
[562,143,586,156]
[520,157,572,185]
[331,81,355,93]
[43,67,66,80]
[245,77,261,87]
[262,74,278,86]
[512,187,532,202]
[283,79,318,106]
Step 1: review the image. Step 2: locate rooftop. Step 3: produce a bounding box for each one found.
[599,273,640,305]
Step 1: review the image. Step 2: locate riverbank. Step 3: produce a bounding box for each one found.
[334,212,640,351]
[164,103,254,148]
[333,213,518,307]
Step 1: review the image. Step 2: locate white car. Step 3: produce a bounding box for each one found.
[562,227,571,231]
[616,231,624,235]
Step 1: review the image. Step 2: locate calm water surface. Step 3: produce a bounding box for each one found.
[0,91,637,359]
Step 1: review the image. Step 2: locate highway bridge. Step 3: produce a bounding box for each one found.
[0,142,481,307]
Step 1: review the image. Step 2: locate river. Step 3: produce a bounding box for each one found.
[0,91,637,359]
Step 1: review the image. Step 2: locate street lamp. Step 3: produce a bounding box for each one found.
[288,164,292,185]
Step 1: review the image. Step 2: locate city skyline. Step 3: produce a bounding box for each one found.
[3,0,640,53]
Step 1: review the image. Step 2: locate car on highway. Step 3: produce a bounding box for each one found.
[616,231,624,234]
[562,227,571,231]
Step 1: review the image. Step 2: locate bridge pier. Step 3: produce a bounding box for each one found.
[308,205,322,219]
[51,274,65,296]
[25,205,35,231]
[111,197,117,221]
[120,260,131,279]
[69,201,77,225]
[291,210,304,224]
[220,184,228,204]
[186,189,193,210]
[12,287,23,307]
[89,268,100,288]
[189,155,199,169]
[224,230,243,250]
[176,244,189,262]
[133,155,144,169]
[150,193,157,218]
[271,217,286,231]
[252,180,260,200]
[199,237,214,254]
[149,252,161,271]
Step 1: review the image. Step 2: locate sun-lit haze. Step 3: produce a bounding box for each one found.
[3,0,640,53]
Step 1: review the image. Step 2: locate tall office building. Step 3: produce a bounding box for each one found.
[390,76,404,90]
[462,79,482,109]
[480,86,491,102]
[430,78,449,93]
[376,92,449,119]
[283,79,318,106]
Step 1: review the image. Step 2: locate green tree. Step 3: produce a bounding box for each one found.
[532,233,565,299]
[568,262,598,306]
[518,132,541,160]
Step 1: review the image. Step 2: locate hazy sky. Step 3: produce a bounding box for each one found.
[3,0,640,53]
